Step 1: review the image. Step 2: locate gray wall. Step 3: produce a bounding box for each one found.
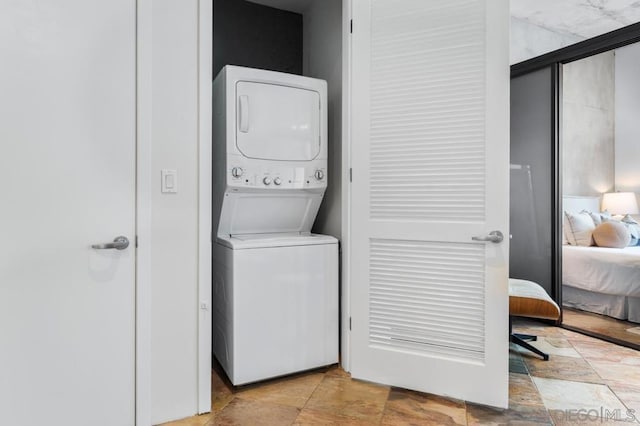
[510,68,554,295]
[213,0,303,77]
[615,43,640,203]
[562,51,615,196]
[306,0,342,240]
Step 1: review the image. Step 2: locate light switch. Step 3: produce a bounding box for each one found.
[161,169,177,193]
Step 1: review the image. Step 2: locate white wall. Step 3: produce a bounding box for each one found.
[304,0,343,240]
[150,0,201,423]
[615,43,640,201]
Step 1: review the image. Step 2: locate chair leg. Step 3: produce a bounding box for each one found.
[511,333,549,361]
[514,333,537,342]
[509,317,549,360]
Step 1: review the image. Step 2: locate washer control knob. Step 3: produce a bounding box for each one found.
[314,169,324,180]
[263,176,272,185]
[231,167,243,178]
[274,177,282,186]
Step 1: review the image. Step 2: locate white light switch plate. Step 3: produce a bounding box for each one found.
[161,169,177,193]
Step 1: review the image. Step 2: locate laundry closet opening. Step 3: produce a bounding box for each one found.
[212,0,343,384]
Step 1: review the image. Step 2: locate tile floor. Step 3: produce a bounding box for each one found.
[163,319,640,425]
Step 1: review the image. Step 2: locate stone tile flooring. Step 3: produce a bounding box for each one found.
[163,319,640,425]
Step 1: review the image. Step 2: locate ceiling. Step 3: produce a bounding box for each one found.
[511,0,640,38]
[510,0,640,62]
[247,0,640,63]
[250,0,640,37]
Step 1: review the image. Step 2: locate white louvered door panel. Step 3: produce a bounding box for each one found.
[350,0,510,408]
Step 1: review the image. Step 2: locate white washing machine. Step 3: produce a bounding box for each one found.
[212,66,338,385]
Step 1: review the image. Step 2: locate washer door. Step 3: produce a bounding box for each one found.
[236,81,321,161]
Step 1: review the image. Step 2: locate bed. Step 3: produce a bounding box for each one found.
[563,196,640,323]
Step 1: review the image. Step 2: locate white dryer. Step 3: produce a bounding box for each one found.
[212,66,338,385]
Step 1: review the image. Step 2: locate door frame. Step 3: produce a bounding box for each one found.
[340,0,353,373]
[511,21,640,324]
[197,0,213,414]
[136,0,153,423]
[511,22,640,78]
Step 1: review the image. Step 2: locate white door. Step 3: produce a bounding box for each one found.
[0,1,136,424]
[350,0,510,408]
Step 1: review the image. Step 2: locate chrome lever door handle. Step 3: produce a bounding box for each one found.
[471,231,504,243]
[92,236,130,250]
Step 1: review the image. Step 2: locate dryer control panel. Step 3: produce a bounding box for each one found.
[227,163,327,189]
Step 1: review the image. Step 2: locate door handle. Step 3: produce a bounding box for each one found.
[239,95,249,133]
[471,230,504,243]
[91,236,130,250]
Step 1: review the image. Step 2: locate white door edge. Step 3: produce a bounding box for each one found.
[197,0,214,414]
[340,0,353,373]
[136,0,154,424]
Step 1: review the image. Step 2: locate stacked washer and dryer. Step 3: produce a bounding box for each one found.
[212,65,339,385]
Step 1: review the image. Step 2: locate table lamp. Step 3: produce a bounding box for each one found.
[601,192,639,215]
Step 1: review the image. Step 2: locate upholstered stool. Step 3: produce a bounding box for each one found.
[509,278,561,361]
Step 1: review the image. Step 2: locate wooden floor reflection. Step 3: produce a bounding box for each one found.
[563,307,640,348]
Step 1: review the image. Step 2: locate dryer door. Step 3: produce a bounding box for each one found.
[236,81,321,161]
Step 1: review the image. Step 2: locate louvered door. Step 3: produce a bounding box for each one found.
[349,0,509,408]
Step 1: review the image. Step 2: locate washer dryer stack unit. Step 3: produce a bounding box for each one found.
[212,65,339,386]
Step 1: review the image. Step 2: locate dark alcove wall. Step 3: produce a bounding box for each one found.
[213,0,303,77]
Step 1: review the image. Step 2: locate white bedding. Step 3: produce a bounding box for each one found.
[563,245,640,297]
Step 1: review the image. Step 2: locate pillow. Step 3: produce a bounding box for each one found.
[585,210,612,226]
[585,210,601,226]
[564,211,596,246]
[619,214,640,245]
[592,221,631,248]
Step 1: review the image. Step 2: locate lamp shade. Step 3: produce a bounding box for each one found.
[601,192,639,215]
